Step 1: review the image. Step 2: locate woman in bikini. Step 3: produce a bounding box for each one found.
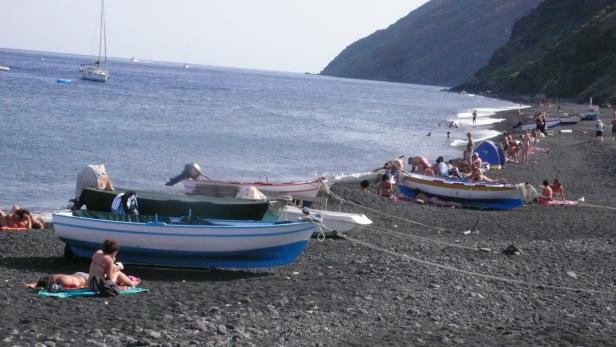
[28,272,90,290]
[89,239,139,289]
[550,179,566,200]
[538,180,553,205]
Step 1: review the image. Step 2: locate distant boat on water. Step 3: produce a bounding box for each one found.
[0,65,9,71]
[183,63,190,69]
[80,0,109,82]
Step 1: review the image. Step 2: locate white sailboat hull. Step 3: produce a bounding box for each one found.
[81,68,108,82]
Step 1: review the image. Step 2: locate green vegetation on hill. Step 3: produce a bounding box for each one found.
[455,0,616,105]
[320,0,542,86]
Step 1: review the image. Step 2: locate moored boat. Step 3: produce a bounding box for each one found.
[75,187,270,220]
[183,178,326,200]
[516,118,561,131]
[397,173,523,210]
[279,205,372,237]
[558,115,581,125]
[580,111,599,121]
[53,211,315,268]
[0,65,10,71]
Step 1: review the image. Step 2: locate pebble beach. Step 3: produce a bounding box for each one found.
[1,104,615,346]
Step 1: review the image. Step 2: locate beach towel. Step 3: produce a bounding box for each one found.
[38,287,148,298]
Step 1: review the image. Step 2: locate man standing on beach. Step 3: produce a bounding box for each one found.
[472,110,477,127]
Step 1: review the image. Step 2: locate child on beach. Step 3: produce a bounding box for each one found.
[378,174,394,198]
[596,119,604,143]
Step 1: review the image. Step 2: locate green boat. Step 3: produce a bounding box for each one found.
[75,188,269,220]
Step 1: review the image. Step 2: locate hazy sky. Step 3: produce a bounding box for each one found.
[0,0,428,72]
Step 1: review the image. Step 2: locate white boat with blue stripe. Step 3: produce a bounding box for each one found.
[53,211,315,269]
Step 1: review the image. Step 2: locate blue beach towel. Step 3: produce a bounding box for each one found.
[38,287,149,298]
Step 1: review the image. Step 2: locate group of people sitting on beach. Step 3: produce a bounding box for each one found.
[29,239,140,294]
[0,205,44,230]
[500,129,550,166]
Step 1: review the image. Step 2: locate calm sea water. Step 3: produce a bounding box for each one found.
[0,49,519,214]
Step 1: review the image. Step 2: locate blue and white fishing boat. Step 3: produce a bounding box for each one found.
[397,173,523,210]
[53,211,316,268]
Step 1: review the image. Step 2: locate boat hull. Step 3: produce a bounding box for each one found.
[53,212,315,268]
[581,112,599,121]
[184,179,324,200]
[81,68,108,82]
[281,206,372,236]
[398,173,522,210]
[78,188,270,220]
[518,119,560,131]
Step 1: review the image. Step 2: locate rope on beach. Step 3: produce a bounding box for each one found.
[337,232,616,296]
[578,203,616,211]
[362,224,481,251]
[320,182,458,233]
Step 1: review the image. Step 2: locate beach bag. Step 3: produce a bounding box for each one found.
[97,278,121,297]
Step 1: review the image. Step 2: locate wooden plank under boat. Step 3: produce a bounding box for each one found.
[53,211,315,269]
[397,173,523,210]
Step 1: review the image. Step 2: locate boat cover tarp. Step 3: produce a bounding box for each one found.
[78,188,269,220]
[476,141,505,166]
[75,164,114,199]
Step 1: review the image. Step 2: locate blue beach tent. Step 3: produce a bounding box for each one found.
[476,140,505,166]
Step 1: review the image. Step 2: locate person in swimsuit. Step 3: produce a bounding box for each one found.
[520,131,532,166]
[538,180,553,204]
[596,119,605,143]
[378,174,393,198]
[465,164,505,184]
[89,239,138,289]
[550,179,566,200]
[0,206,44,230]
[29,272,90,290]
[472,110,477,127]
[408,156,435,176]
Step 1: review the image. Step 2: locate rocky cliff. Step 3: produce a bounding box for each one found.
[320,0,542,86]
[454,0,616,105]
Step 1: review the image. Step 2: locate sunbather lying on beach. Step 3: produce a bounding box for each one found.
[414,193,462,208]
[27,272,90,290]
[0,206,44,230]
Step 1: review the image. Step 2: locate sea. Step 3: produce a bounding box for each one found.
[0,48,522,216]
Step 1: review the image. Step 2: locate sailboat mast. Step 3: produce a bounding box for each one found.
[97,0,104,66]
[102,0,107,68]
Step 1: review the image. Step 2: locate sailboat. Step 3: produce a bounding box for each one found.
[81,0,109,82]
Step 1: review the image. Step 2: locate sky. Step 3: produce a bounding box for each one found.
[0,0,429,73]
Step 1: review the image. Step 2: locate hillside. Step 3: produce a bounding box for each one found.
[320,0,542,86]
[454,0,616,105]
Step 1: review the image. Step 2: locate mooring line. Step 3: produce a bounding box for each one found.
[337,232,616,295]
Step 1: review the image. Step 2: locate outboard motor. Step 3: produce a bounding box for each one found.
[166,163,203,186]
